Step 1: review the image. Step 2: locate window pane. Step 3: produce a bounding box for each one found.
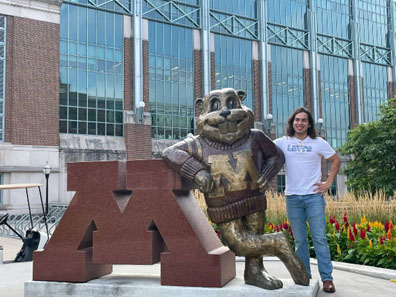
[149,22,194,139]
[59,3,123,136]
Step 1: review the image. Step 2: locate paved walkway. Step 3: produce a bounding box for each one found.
[1,236,396,297]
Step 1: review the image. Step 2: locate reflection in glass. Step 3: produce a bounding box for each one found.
[267,0,307,29]
[362,63,387,123]
[270,45,304,137]
[313,0,350,39]
[320,55,349,148]
[214,34,253,109]
[59,3,123,136]
[358,0,388,47]
[149,21,194,140]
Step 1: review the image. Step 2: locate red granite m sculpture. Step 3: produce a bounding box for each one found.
[33,160,235,287]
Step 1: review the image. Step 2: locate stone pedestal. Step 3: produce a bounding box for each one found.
[25,274,319,297]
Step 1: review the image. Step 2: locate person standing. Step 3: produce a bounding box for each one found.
[274,107,340,293]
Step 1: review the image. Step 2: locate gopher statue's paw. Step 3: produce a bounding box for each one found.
[244,257,283,290]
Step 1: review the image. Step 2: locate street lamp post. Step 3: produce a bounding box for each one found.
[265,113,273,134]
[43,162,51,215]
[317,118,324,136]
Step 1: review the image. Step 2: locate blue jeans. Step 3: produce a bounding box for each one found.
[286,194,333,281]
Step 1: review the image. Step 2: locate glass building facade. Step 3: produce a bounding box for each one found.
[0,1,393,146]
[149,22,194,140]
[0,0,395,201]
[56,1,395,145]
[59,3,124,136]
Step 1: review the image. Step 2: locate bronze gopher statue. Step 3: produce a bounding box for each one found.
[163,88,309,289]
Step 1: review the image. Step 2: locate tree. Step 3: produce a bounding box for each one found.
[339,98,396,197]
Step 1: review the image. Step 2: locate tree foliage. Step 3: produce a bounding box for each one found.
[339,98,396,197]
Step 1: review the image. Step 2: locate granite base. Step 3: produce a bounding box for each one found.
[25,273,319,297]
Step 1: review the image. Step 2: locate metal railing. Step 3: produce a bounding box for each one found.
[0,204,68,239]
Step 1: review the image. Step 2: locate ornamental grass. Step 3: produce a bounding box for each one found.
[265,191,396,225]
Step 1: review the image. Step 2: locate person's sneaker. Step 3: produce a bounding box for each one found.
[323,280,336,293]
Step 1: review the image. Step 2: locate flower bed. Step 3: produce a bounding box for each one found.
[264,214,396,269]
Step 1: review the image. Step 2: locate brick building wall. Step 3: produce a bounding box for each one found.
[252,59,262,122]
[123,35,151,161]
[361,77,365,123]
[303,68,312,112]
[124,37,133,111]
[348,75,357,129]
[317,70,323,118]
[124,123,152,160]
[143,40,150,112]
[388,81,394,99]
[268,62,273,114]
[193,50,202,97]
[210,52,216,91]
[5,16,59,146]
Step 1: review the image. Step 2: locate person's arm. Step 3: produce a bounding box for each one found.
[313,153,341,194]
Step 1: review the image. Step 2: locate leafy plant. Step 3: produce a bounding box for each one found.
[339,98,396,198]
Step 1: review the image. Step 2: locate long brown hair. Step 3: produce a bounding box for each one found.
[286,107,317,138]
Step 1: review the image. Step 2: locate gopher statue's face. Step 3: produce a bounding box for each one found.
[195,88,254,145]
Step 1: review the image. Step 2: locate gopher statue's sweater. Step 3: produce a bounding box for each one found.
[163,130,283,224]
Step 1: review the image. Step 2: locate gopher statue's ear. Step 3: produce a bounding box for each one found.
[237,90,246,102]
[195,98,204,114]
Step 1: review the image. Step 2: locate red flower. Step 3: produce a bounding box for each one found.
[379,236,384,245]
[335,221,340,232]
[389,221,394,231]
[276,226,280,232]
[366,224,370,232]
[360,228,366,239]
[329,216,336,224]
[353,225,358,236]
[282,222,289,230]
[343,212,348,224]
[387,230,392,240]
[348,229,355,241]
[385,220,389,232]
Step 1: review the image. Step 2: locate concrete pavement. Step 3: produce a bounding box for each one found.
[1,236,396,297]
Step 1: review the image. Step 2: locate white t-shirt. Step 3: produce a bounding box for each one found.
[274,136,336,195]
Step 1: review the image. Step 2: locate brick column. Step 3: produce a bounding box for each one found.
[304,68,312,111]
[361,77,365,123]
[210,52,216,91]
[317,70,323,118]
[252,59,262,122]
[194,49,202,116]
[124,19,151,160]
[124,37,134,111]
[268,61,273,115]
[388,81,394,99]
[143,39,150,112]
[348,75,357,128]
[388,67,394,99]
[5,16,59,146]
[124,122,152,160]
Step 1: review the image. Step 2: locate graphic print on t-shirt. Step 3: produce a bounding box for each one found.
[287,143,313,153]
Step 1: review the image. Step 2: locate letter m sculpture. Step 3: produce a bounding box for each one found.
[33,160,235,287]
